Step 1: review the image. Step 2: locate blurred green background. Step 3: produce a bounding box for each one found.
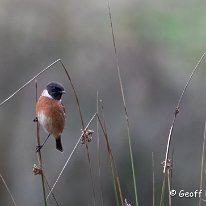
[1,0,206,205]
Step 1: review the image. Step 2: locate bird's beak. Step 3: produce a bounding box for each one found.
[61,90,66,94]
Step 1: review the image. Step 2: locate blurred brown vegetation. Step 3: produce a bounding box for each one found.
[1,0,206,205]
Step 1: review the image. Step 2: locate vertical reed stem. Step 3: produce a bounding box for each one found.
[35,80,47,206]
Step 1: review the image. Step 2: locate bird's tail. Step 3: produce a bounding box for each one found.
[56,137,63,152]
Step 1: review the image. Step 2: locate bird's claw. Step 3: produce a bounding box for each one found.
[33,117,38,122]
[36,145,43,152]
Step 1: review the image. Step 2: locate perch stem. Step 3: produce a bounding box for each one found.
[35,80,47,206]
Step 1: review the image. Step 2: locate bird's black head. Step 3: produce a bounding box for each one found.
[46,82,65,100]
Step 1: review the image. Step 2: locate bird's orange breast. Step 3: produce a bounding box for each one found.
[36,96,65,137]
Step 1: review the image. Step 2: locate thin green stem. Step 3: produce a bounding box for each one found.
[96,113,120,206]
[96,92,104,206]
[105,0,138,205]
[43,174,60,206]
[85,143,96,206]
[199,120,206,206]
[167,170,171,206]
[97,112,125,206]
[160,175,166,206]
[163,51,206,173]
[0,173,17,206]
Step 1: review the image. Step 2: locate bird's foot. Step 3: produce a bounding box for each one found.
[36,145,43,152]
[33,117,38,122]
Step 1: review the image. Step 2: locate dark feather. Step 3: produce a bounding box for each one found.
[56,137,63,152]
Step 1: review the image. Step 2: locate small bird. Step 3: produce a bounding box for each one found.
[36,82,66,152]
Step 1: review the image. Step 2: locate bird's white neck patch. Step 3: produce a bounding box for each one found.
[41,89,53,99]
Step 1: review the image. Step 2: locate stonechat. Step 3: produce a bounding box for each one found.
[36,82,66,152]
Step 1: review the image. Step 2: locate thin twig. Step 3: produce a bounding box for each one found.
[43,174,60,206]
[116,176,124,206]
[60,61,96,205]
[160,174,166,206]
[96,112,124,206]
[96,92,104,206]
[46,113,97,200]
[199,120,206,206]
[167,169,172,206]
[163,51,206,173]
[177,51,206,108]
[85,143,96,206]
[35,80,47,206]
[59,60,84,129]
[97,112,119,206]
[171,147,174,180]
[0,173,17,206]
[105,0,138,205]
[46,135,82,200]
[0,59,61,107]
